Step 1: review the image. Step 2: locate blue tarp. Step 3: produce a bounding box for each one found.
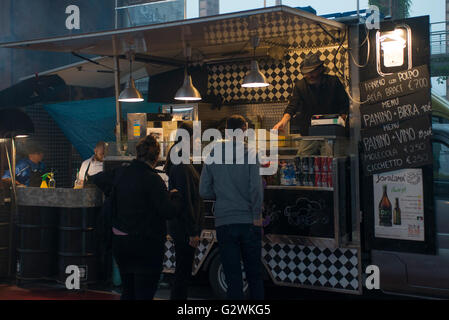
[44,96,161,160]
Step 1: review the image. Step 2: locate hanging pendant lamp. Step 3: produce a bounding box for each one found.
[174,45,201,101]
[242,35,269,88]
[175,70,202,101]
[242,61,269,88]
[118,52,144,103]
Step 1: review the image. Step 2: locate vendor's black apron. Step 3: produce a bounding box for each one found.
[83,160,96,188]
[29,169,44,187]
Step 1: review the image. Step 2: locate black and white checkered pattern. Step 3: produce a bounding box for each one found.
[208,48,348,103]
[262,242,359,292]
[204,11,341,47]
[163,239,177,272]
[163,238,214,275]
[193,238,215,275]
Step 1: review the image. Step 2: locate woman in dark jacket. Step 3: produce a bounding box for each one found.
[94,135,181,300]
[164,122,204,300]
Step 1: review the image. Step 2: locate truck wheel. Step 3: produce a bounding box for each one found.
[208,254,248,299]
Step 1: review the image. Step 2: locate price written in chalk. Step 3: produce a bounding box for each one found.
[360,65,430,104]
[361,116,433,175]
[403,142,427,154]
[406,153,430,166]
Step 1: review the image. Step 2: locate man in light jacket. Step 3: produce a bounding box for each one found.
[199,115,264,300]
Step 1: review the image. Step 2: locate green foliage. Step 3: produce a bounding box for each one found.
[368,0,412,19]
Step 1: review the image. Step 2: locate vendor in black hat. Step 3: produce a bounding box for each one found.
[273,52,349,140]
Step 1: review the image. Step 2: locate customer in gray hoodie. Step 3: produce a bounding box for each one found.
[199,115,264,300]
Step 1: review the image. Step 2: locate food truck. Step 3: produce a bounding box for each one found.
[0,5,443,298]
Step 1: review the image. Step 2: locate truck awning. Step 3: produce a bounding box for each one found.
[17,56,156,89]
[0,6,346,77]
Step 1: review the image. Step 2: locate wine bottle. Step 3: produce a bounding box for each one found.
[393,198,401,225]
[379,185,392,227]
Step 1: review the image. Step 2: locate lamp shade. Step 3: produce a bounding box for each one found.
[174,74,202,101]
[242,61,269,88]
[0,108,34,138]
[118,77,144,102]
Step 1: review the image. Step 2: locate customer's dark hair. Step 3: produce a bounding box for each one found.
[226,115,247,130]
[136,134,160,163]
[164,121,193,174]
[177,121,193,142]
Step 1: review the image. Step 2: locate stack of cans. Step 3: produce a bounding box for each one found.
[294,156,333,188]
[279,160,298,186]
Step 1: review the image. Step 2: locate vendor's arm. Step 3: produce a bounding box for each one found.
[273,82,302,131]
[2,160,30,186]
[78,159,89,184]
[1,177,24,186]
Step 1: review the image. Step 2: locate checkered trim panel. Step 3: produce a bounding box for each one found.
[163,238,214,274]
[262,242,359,291]
[204,11,342,47]
[208,48,348,103]
[193,238,214,275]
[163,239,176,271]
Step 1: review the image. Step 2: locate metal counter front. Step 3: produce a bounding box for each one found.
[14,187,103,284]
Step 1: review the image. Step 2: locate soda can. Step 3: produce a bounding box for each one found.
[294,157,302,186]
[321,172,328,188]
[322,157,328,172]
[308,157,314,174]
[294,157,301,173]
[315,171,321,187]
[314,157,321,174]
[296,172,303,186]
[302,157,309,173]
[327,171,333,188]
[327,157,333,174]
[302,172,308,186]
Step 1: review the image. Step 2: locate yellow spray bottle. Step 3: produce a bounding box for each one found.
[40,173,49,188]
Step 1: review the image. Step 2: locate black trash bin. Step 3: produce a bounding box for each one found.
[16,206,58,279]
[58,207,99,284]
[0,202,11,278]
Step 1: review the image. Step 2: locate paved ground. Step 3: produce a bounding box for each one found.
[0,275,420,300]
[0,282,120,300]
[154,274,420,300]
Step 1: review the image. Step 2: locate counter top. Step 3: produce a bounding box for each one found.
[16,187,103,208]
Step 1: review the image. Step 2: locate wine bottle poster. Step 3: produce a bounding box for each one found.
[373,168,424,241]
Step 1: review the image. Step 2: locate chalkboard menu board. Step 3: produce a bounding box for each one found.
[359,65,432,176]
[358,16,436,255]
[263,189,334,238]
